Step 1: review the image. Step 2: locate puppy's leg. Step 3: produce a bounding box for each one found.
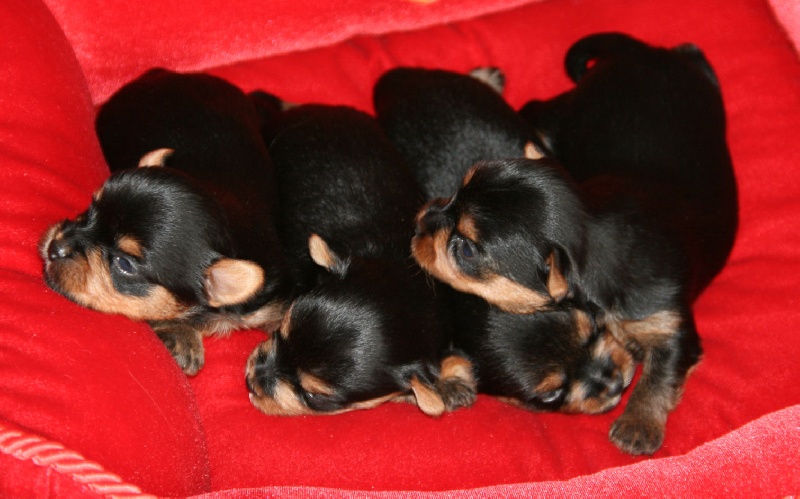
[608,311,702,455]
[436,352,477,411]
[150,321,205,375]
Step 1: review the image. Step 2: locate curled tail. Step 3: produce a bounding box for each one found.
[565,32,650,82]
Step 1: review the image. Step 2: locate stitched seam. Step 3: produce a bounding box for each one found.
[0,423,154,498]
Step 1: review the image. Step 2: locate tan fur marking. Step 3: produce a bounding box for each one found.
[410,376,446,417]
[138,148,174,168]
[436,355,478,411]
[49,249,187,321]
[346,392,403,412]
[461,165,479,187]
[117,236,143,258]
[622,310,682,347]
[202,300,287,337]
[496,396,526,408]
[573,309,594,343]
[308,233,335,270]
[545,252,568,301]
[595,333,636,388]
[249,379,312,416]
[412,228,551,313]
[524,141,545,160]
[440,356,474,384]
[204,258,264,308]
[535,372,565,393]
[298,371,335,396]
[562,381,620,414]
[277,302,294,340]
[457,215,480,242]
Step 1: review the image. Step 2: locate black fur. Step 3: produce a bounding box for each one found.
[42,69,291,375]
[246,105,474,415]
[448,289,633,414]
[414,33,737,454]
[373,67,534,200]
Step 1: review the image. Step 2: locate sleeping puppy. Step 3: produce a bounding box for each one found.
[373,66,537,200]
[40,69,291,375]
[375,65,629,415]
[448,289,635,415]
[245,105,475,416]
[413,33,737,454]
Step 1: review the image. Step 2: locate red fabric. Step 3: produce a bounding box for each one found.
[1,0,799,496]
[0,0,208,496]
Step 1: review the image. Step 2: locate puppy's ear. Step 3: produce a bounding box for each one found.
[204,258,265,307]
[308,234,349,277]
[524,141,546,160]
[410,376,446,417]
[138,148,174,168]
[546,250,570,302]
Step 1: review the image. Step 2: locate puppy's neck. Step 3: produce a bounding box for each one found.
[580,214,680,317]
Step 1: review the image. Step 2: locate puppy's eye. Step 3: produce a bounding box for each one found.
[113,255,136,275]
[455,237,478,261]
[537,388,565,404]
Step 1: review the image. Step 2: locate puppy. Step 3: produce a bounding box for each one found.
[40,69,291,375]
[375,66,627,415]
[373,66,538,200]
[448,289,635,414]
[245,105,475,416]
[413,33,737,454]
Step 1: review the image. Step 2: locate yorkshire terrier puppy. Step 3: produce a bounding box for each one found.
[413,33,737,454]
[448,289,634,414]
[40,69,291,375]
[373,66,537,200]
[245,104,475,416]
[375,65,628,416]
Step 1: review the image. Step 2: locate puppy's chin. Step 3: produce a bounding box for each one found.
[411,231,552,314]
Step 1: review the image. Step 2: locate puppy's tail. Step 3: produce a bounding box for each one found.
[564,32,649,83]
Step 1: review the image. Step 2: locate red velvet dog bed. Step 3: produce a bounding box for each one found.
[1,0,799,496]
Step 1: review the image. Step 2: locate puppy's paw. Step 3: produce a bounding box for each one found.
[437,377,477,411]
[437,354,477,411]
[154,324,205,375]
[609,412,665,455]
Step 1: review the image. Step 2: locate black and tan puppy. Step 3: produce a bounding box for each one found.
[374,65,630,415]
[448,289,635,415]
[373,66,538,200]
[245,105,475,416]
[40,69,291,375]
[413,33,737,454]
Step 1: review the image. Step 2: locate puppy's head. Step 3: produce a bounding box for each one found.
[246,235,447,417]
[40,165,265,320]
[412,158,586,314]
[477,305,635,414]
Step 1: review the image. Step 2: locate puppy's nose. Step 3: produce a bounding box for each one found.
[47,238,72,261]
[587,364,624,398]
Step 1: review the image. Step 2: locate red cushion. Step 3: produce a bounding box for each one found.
[0,1,208,496]
[1,0,799,495]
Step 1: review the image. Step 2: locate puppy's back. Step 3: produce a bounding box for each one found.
[374,67,533,200]
[266,105,423,270]
[96,69,275,198]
